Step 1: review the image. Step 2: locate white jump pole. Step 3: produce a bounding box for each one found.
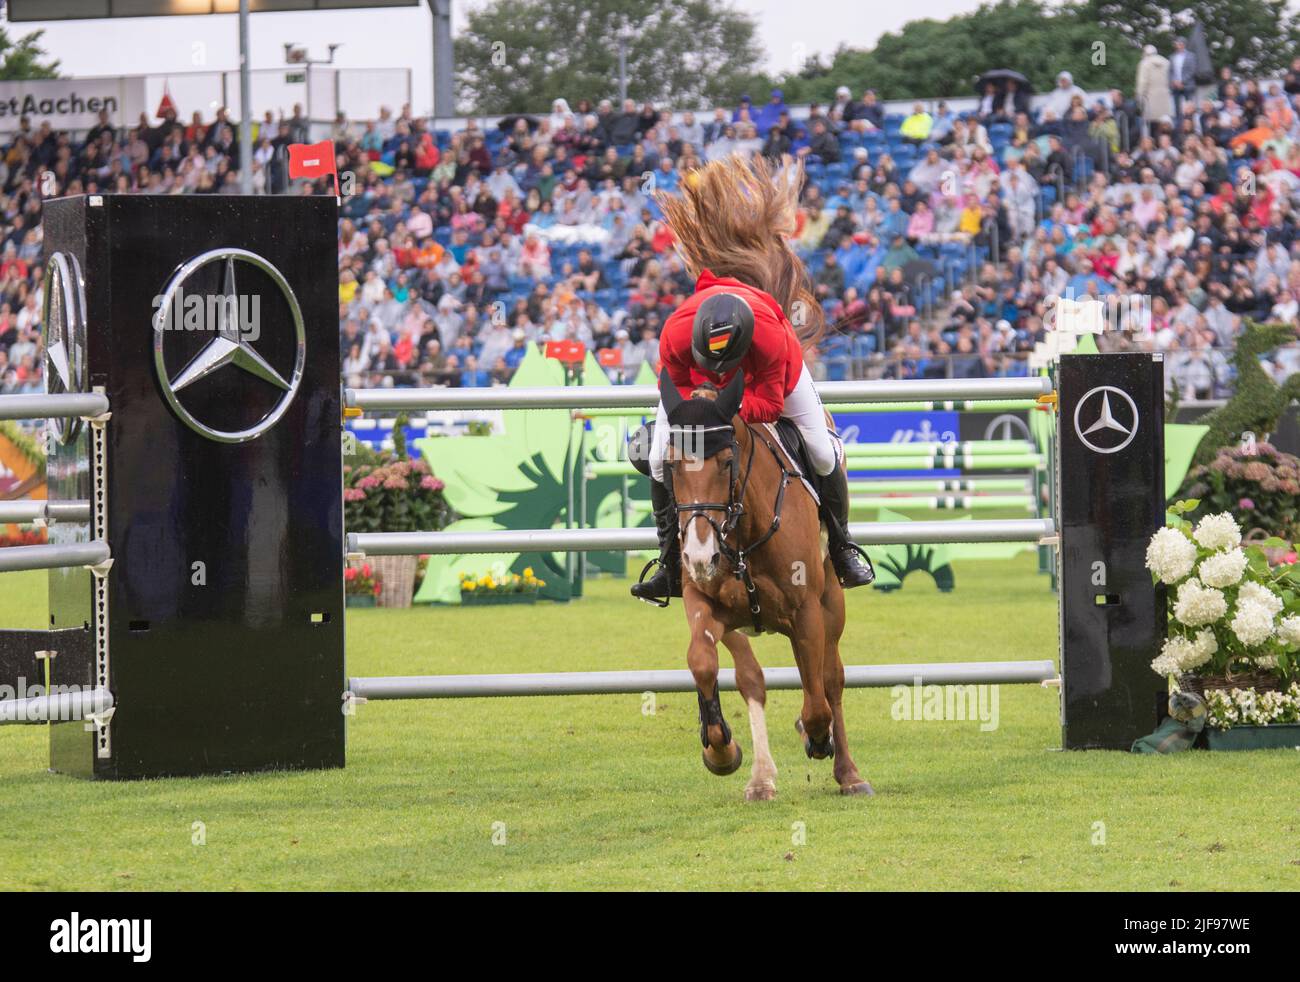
[0,393,109,421]
[348,660,1059,700]
[0,687,114,725]
[344,377,1053,413]
[0,500,92,524]
[0,541,111,574]
[347,519,1056,557]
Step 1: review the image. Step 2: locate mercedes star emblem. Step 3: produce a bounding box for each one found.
[153,248,305,444]
[1073,385,1139,455]
[44,251,88,445]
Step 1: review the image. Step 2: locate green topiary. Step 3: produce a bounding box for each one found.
[1189,319,1300,467]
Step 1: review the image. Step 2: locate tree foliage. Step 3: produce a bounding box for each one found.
[453,0,1300,116]
[1084,0,1300,77]
[770,0,1139,105]
[454,0,766,114]
[0,28,60,81]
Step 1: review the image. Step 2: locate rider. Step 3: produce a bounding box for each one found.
[629,270,875,604]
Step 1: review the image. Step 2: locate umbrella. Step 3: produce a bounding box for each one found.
[901,259,940,289]
[1066,273,1117,296]
[1186,21,1214,85]
[496,114,539,133]
[974,69,1033,95]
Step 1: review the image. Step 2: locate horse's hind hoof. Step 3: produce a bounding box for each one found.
[744,782,776,802]
[795,718,835,760]
[840,781,874,797]
[702,741,743,776]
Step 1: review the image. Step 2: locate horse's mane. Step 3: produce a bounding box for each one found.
[657,154,825,351]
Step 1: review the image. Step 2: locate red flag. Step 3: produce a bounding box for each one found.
[544,340,586,364]
[288,140,339,196]
[155,84,177,120]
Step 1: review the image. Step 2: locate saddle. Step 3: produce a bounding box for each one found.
[766,418,821,506]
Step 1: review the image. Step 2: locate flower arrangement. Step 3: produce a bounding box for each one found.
[1181,442,1300,543]
[0,524,48,548]
[343,453,452,534]
[1146,500,1300,729]
[344,563,381,597]
[459,567,546,596]
[1204,684,1300,730]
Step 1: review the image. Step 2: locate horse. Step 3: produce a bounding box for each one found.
[658,369,873,799]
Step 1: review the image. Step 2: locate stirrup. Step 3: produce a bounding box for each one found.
[834,543,876,587]
[633,558,671,608]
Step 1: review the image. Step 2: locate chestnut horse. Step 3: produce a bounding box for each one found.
[659,370,873,799]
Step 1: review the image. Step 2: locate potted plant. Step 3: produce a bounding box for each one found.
[1145,500,1300,750]
[1181,442,1300,545]
[459,567,546,606]
[0,525,48,548]
[343,419,452,608]
[344,562,382,608]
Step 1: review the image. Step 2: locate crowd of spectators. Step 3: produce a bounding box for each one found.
[4,37,1300,402]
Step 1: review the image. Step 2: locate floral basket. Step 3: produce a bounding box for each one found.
[1146,500,1300,732]
[459,568,545,605]
[1181,442,1300,545]
[1176,670,1288,698]
[343,432,452,609]
[372,554,418,608]
[344,562,382,607]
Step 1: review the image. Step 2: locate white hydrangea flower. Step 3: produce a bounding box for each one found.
[1238,580,1284,617]
[1230,598,1276,648]
[1150,651,1183,676]
[1197,548,1247,588]
[1254,655,1279,669]
[1153,635,1199,676]
[1278,615,1300,648]
[1185,629,1218,670]
[1172,578,1228,627]
[1193,512,1243,551]
[1145,527,1197,584]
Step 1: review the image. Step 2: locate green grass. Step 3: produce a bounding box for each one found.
[1,557,1298,891]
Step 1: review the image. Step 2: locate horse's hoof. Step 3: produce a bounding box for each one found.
[795,718,835,760]
[744,783,776,802]
[840,781,875,797]
[702,741,743,776]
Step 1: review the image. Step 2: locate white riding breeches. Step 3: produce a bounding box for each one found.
[648,363,838,483]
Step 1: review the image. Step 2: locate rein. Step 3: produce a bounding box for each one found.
[672,421,798,633]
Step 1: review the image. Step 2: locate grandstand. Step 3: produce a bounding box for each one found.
[3,53,1300,404]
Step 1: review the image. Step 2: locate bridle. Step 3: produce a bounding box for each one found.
[667,420,798,633]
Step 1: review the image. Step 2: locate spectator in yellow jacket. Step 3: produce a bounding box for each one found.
[900,103,933,145]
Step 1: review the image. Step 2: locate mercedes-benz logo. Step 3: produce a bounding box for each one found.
[44,252,87,445]
[1073,385,1138,455]
[153,248,305,444]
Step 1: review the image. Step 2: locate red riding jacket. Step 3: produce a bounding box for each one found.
[658,269,805,422]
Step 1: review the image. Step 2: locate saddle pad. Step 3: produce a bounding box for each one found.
[764,420,821,506]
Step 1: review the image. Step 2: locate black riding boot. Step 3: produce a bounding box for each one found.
[818,465,876,588]
[631,478,682,606]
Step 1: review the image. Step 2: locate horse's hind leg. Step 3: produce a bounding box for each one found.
[822,579,873,796]
[684,588,743,777]
[791,597,834,759]
[724,631,776,801]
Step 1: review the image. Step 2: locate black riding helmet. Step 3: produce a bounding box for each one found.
[691,291,755,375]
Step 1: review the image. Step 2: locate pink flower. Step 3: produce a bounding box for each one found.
[1239,497,1255,510]
[383,476,407,490]
[421,476,444,491]
[357,475,380,489]
[343,488,367,502]
[1284,551,1298,566]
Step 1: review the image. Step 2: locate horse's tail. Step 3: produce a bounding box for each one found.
[657,153,825,353]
